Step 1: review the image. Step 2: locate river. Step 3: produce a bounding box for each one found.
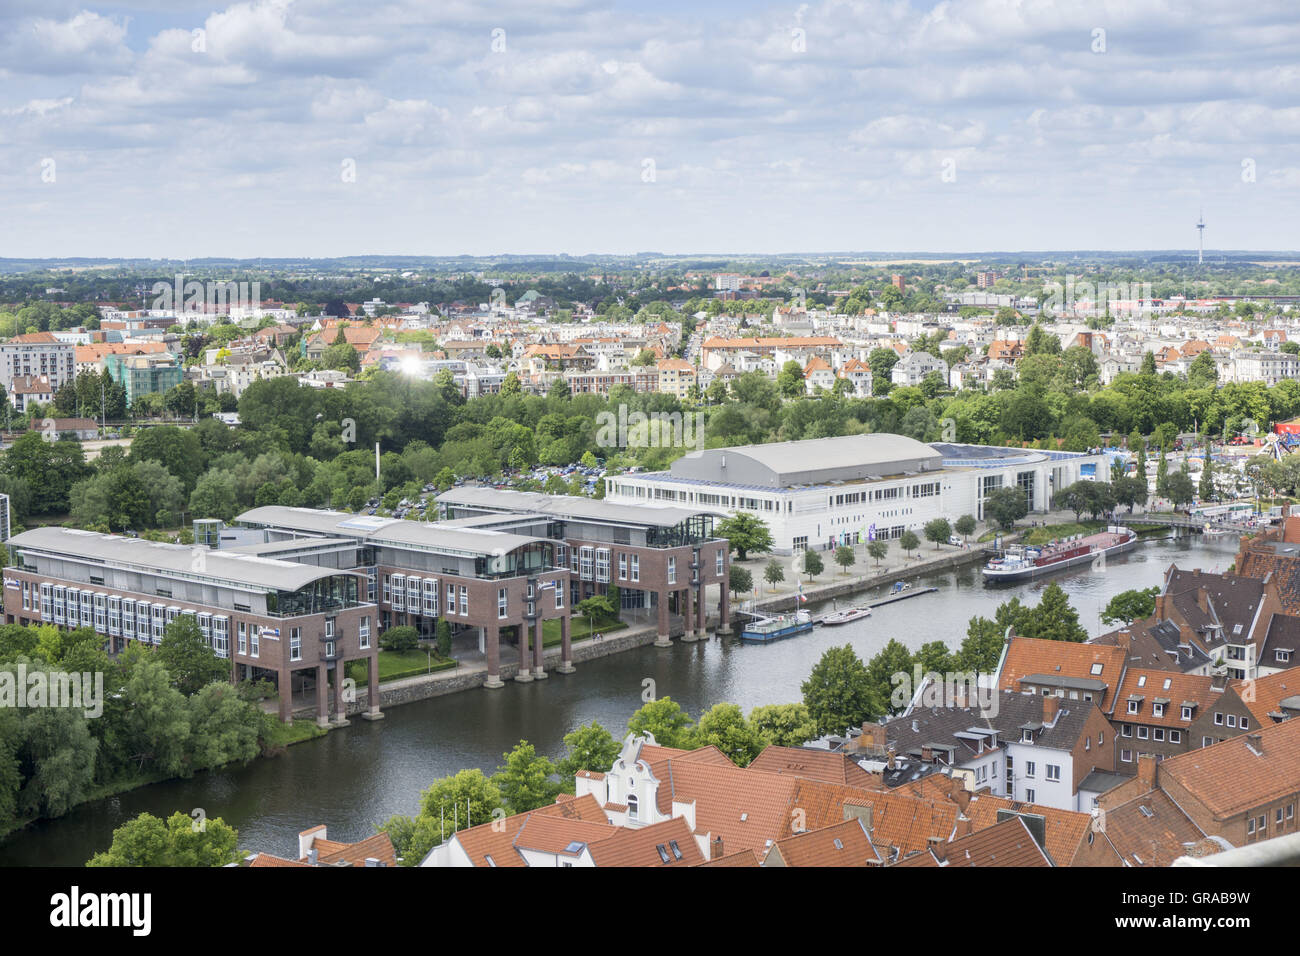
[0,533,1239,866]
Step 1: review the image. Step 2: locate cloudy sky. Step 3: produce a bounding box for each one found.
[3,0,1298,259]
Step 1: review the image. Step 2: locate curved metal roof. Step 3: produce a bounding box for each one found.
[8,527,344,592]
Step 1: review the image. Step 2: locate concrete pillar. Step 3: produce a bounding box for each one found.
[514,624,533,682]
[682,586,699,641]
[696,584,706,636]
[315,662,330,728]
[655,591,671,647]
[485,624,503,688]
[532,618,546,679]
[332,661,350,726]
[278,668,293,722]
[362,652,384,720]
[557,615,575,673]
[718,584,732,635]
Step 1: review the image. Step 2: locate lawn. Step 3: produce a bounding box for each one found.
[541,616,627,647]
[260,719,330,751]
[346,648,457,684]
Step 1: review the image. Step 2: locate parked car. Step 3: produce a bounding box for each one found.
[948,534,964,546]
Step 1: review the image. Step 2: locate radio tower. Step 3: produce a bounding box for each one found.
[1196,210,1205,265]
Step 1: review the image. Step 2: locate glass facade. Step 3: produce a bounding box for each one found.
[266,574,360,617]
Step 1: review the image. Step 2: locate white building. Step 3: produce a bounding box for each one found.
[891,351,948,387]
[604,434,1107,553]
[0,333,75,398]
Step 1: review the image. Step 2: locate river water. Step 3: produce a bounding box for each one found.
[0,533,1239,866]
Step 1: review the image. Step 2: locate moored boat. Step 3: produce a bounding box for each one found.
[820,605,872,626]
[740,609,814,642]
[982,526,1137,583]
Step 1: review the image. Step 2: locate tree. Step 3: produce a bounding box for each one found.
[1112,474,1149,513]
[494,740,561,814]
[120,651,191,775]
[556,722,621,778]
[956,616,1004,672]
[749,703,819,748]
[157,615,229,696]
[713,512,774,561]
[1188,350,1218,389]
[867,348,900,395]
[1166,466,1196,509]
[923,517,952,550]
[899,529,920,557]
[1101,586,1161,626]
[381,624,420,652]
[499,372,522,396]
[185,683,261,772]
[576,594,616,627]
[418,768,504,837]
[729,564,753,598]
[865,639,916,717]
[954,514,976,542]
[1198,455,1216,502]
[129,425,205,492]
[833,544,856,574]
[777,360,806,399]
[867,539,888,566]
[627,697,693,748]
[984,486,1028,530]
[86,811,240,867]
[435,619,453,658]
[763,558,785,591]
[189,469,239,521]
[802,548,824,580]
[1014,582,1089,643]
[690,703,766,767]
[801,644,875,736]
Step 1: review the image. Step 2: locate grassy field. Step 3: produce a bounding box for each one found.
[346,649,457,684]
[542,617,627,646]
[260,719,330,750]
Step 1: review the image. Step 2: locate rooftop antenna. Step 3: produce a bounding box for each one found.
[1196,210,1205,266]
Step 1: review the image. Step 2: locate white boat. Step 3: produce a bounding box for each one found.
[820,606,872,626]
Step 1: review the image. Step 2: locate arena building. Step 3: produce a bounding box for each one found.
[603,434,1108,554]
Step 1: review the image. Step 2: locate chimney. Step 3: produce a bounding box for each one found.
[886,748,897,770]
[859,722,887,756]
[1154,593,1168,619]
[1116,630,1132,652]
[1246,733,1263,754]
[948,776,972,813]
[927,835,947,862]
[921,745,934,762]
[1043,695,1061,725]
[1196,589,1210,613]
[957,813,973,837]
[1136,754,1158,790]
[711,835,724,860]
[1211,673,1227,693]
